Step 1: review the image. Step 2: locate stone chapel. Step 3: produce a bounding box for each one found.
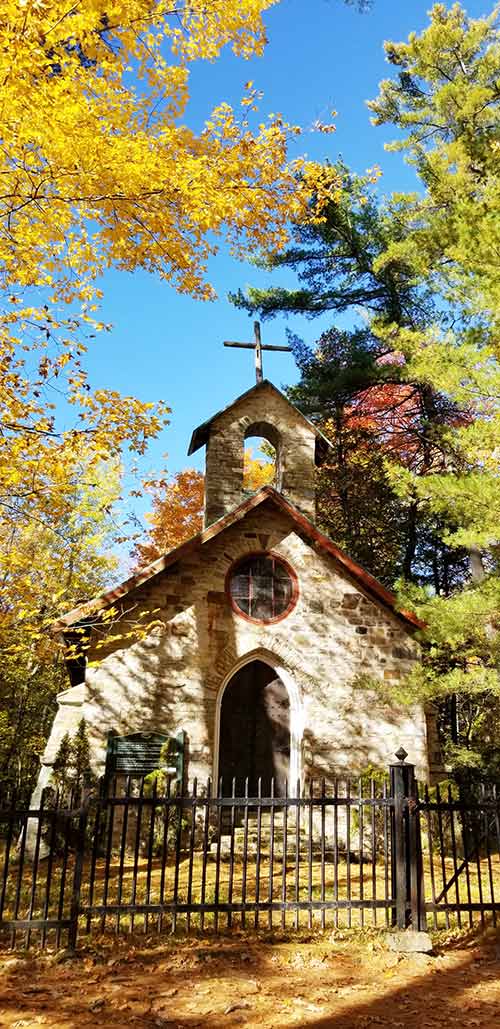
[39,377,440,797]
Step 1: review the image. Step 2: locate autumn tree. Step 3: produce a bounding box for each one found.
[0,460,121,795]
[133,469,205,566]
[243,445,276,492]
[133,448,275,567]
[0,0,343,796]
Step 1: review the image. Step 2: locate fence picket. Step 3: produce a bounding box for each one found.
[370,778,377,927]
[333,778,339,930]
[41,789,59,948]
[0,789,16,925]
[423,783,438,930]
[268,777,275,931]
[187,778,197,933]
[482,784,496,926]
[346,779,352,929]
[199,777,210,932]
[358,777,364,929]
[101,777,117,935]
[383,778,389,928]
[255,777,262,929]
[172,778,183,934]
[447,784,462,928]
[241,777,249,930]
[294,777,300,930]
[320,778,326,931]
[11,799,29,949]
[158,775,172,933]
[213,778,223,934]
[116,775,131,934]
[281,778,288,931]
[458,787,474,928]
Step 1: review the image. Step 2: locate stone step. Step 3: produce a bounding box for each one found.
[223,812,288,822]
[209,837,333,861]
[233,825,307,837]
[223,815,301,831]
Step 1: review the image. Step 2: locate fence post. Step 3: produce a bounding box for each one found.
[390,747,426,931]
[67,789,89,951]
[390,748,408,928]
[408,776,427,932]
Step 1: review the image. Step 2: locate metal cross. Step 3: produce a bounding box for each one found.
[224,321,292,384]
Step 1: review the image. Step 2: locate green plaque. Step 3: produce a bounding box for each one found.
[106,730,185,781]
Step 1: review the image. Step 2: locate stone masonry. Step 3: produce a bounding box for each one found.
[40,500,437,791]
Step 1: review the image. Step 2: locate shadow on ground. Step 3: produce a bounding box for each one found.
[0,926,499,1028]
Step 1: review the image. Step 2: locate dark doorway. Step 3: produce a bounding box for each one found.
[218,660,290,795]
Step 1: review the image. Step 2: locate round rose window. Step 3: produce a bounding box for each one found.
[227,553,297,623]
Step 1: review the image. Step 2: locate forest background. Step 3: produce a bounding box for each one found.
[1,0,498,795]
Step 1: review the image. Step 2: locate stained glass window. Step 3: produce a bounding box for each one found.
[228,554,296,622]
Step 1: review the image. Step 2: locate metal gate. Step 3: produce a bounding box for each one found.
[1,750,499,949]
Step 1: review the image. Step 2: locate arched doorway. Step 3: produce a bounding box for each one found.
[218,660,290,795]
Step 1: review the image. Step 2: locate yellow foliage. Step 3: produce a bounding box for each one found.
[243,447,276,491]
[133,468,205,566]
[0,0,339,647]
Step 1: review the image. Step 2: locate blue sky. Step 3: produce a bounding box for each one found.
[84,0,489,506]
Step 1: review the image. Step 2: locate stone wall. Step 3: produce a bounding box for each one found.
[205,383,317,525]
[41,500,439,787]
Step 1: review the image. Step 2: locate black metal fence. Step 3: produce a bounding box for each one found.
[1,752,499,949]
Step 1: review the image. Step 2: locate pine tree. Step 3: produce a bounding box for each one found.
[72,719,93,792]
[51,733,73,795]
[232,167,465,587]
[50,719,93,798]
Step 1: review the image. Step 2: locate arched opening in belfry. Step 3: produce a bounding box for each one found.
[218,660,290,796]
[243,421,280,493]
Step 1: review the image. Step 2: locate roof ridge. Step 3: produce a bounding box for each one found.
[188,380,333,458]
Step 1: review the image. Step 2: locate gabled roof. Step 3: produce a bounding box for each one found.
[54,487,424,633]
[188,379,332,464]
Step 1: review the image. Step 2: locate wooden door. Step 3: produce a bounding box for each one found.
[219,660,290,795]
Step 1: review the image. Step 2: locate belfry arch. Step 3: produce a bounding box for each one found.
[243,420,281,491]
[214,652,302,794]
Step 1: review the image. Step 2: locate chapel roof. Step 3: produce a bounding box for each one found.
[55,486,424,633]
[188,379,332,463]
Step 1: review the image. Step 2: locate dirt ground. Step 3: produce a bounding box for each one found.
[0,927,499,1029]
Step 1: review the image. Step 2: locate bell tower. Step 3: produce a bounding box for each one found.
[188,379,330,527]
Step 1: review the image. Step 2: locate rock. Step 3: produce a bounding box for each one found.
[386,931,434,954]
[50,947,78,964]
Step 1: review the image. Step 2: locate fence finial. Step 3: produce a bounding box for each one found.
[395,746,408,764]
